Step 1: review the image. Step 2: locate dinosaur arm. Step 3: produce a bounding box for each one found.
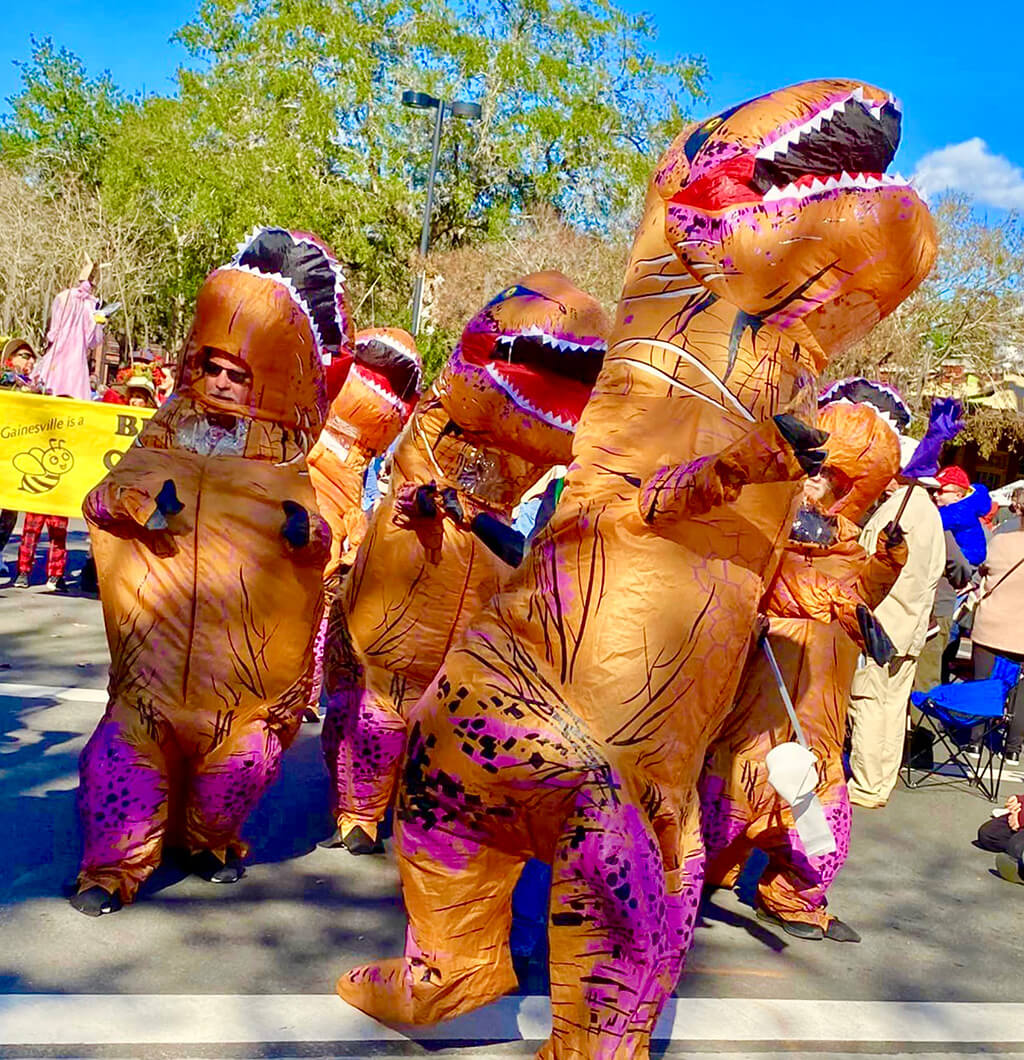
[639,415,825,525]
[83,480,160,531]
[845,526,908,609]
[766,551,894,664]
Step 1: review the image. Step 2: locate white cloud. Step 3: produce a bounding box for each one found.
[912,138,1024,210]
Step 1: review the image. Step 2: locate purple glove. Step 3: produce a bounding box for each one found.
[901,398,964,479]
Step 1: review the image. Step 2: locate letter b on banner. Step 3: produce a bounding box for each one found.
[116,414,142,437]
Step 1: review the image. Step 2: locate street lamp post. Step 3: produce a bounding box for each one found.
[402,90,482,335]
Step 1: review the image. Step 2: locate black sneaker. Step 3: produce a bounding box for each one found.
[342,825,385,856]
[13,573,29,588]
[69,886,123,917]
[1003,751,1021,767]
[962,744,982,759]
[755,908,824,940]
[48,575,69,592]
[190,850,245,884]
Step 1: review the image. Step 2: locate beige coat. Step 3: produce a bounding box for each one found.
[859,486,945,657]
[972,525,1024,655]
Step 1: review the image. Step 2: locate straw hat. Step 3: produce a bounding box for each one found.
[126,375,156,397]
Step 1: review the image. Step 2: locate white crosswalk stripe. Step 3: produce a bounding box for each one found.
[1,995,1024,1047]
[0,681,107,703]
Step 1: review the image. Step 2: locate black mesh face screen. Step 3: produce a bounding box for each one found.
[236,228,343,351]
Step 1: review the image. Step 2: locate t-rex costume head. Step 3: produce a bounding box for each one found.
[171,226,354,449]
[308,327,423,575]
[656,81,933,357]
[816,392,905,522]
[441,270,609,465]
[336,327,423,451]
[336,81,936,1060]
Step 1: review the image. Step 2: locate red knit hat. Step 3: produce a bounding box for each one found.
[935,465,970,491]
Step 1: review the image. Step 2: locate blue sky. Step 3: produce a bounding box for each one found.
[2,0,1023,209]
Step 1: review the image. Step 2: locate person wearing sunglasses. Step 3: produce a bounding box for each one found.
[166,348,255,458]
[201,350,253,404]
[71,228,350,916]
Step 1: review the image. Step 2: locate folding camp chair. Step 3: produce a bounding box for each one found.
[904,654,1021,801]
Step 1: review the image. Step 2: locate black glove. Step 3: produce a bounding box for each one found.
[773,414,829,477]
[881,520,905,550]
[145,479,183,530]
[470,512,526,568]
[440,487,465,524]
[414,483,438,518]
[857,604,896,667]
[281,500,310,549]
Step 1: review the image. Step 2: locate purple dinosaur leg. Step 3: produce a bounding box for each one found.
[76,706,176,902]
[756,786,852,928]
[185,721,285,860]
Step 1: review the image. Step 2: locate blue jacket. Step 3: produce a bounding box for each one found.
[940,484,991,566]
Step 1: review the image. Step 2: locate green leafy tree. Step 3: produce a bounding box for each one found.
[0,37,127,188]
[2,0,707,349]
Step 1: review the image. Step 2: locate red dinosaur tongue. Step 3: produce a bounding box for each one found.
[486,361,591,428]
[670,155,759,211]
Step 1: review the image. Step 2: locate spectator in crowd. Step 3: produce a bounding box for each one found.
[969,486,1024,767]
[1,338,40,579]
[977,796,1024,886]
[125,375,158,409]
[915,525,972,692]
[848,477,946,808]
[13,511,69,591]
[934,465,991,567]
[156,363,176,405]
[1,338,38,390]
[32,258,104,402]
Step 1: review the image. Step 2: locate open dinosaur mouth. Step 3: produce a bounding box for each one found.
[461,326,606,431]
[354,337,422,407]
[673,89,906,213]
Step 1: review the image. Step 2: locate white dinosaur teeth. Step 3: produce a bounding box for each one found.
[354,367,404,410]
[754,90,898,163]
[483,363,576,431]
[762,169,910,204]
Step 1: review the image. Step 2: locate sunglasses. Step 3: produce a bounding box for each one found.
[202,359,251,385]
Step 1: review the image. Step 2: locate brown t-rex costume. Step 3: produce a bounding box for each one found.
[337,80,936,1059]
[321,272,610,851]
[701,398,907,940]
[73,228,350,914]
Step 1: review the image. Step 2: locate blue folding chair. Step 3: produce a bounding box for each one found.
[905,654,1021,801]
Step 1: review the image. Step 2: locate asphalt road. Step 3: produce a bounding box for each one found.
[1,520,1023,1058]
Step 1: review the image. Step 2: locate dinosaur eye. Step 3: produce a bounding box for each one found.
[683,104,742,162]
[485,284,536,308]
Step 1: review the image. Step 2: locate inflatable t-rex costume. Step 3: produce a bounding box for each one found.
[700,397,906,941]
[337,80,936,1058]
[321,272,610,852]
[308,328,422,577]
[73,227,351,915]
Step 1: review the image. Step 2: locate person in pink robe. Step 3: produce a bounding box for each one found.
[32,279,104,401]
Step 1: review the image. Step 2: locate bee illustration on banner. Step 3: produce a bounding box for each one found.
[13,439,75,494]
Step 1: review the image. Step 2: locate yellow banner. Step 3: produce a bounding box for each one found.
[0,391,155,519]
